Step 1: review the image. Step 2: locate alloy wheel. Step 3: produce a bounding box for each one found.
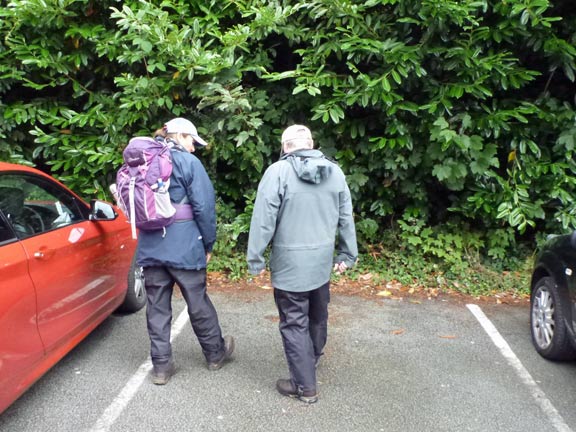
[531,286,555,349]
[134,266,145,299]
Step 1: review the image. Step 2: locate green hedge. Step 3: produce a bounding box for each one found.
[1,0,575,263]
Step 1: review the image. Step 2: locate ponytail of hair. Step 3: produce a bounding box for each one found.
[153,127,168,139]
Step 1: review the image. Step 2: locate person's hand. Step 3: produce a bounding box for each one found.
[248,268,266,283]
[206,252,212,263]
[333,262,348,274]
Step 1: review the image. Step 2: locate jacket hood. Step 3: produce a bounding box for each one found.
[282,149,332,184]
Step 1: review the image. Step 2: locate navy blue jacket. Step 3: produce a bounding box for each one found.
[136,149,216,270]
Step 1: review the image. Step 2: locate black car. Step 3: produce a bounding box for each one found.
[531,232,576,360]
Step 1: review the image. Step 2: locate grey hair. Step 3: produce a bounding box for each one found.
[282,137,313,153]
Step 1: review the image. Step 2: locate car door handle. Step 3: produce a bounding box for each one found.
[33,248,54,260]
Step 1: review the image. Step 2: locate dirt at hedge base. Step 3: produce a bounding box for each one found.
[206,271,530,308]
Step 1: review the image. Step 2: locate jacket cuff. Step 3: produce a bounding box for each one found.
[248,264,265,275]
[204,241,215,254]
[334,253,357,268]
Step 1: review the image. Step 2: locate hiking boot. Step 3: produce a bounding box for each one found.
[151,360,175,385]
[207,335,235,371]
[276,379,318,404]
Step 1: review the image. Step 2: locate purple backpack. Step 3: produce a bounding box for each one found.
[116,137,176,239]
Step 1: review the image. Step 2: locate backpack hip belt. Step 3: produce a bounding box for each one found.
[173,203,193,221]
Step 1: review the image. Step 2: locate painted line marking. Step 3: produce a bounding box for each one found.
[467,304,573,432]
[88,307,189,432]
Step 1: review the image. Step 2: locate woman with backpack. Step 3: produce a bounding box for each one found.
[134,117,234,385]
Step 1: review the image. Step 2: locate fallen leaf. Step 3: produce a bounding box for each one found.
[439,335,457,339]
[376,290,392,297]
[391,329,405,335]
[359,273,373,281]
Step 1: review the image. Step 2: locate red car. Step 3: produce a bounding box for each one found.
[0,161,145,414]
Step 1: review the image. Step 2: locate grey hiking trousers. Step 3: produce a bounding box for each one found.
[143,266,225,365]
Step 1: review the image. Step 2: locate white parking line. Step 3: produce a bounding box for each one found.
[467,304,573,432]
[88,307,190,432]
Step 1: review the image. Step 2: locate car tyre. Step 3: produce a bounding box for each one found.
[117,254,146,313]
[530,276,576,361]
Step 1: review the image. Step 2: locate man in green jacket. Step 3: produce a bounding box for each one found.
[247,124,358,403]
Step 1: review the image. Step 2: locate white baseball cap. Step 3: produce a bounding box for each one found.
[164,117,208,146]
[281,124,313,147]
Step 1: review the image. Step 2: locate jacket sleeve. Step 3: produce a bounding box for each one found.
[335,181,358,267]
[247,165,283,275]
[188,158,217,253]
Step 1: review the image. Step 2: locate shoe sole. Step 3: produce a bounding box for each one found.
[277,384,318,404]
[152,377,170,385]
[285,393,318,404]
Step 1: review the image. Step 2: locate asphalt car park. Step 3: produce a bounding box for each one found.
[1,289,576,432]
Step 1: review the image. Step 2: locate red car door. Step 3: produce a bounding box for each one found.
[2,173,126,355]
[23,222,123,351]
[0,217,45,412]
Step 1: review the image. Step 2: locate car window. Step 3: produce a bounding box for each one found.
[0,173,87,239]
[0,213,17,244]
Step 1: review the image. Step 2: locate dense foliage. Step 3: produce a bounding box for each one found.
[1,0,575,273]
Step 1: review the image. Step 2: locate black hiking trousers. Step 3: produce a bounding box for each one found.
[273,281,330,393]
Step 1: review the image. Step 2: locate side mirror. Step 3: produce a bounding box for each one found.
[89,200,118,221]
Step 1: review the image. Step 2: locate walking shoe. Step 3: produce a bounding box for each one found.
[151,360,175,385]
[276,379,318,404]
[207,335,235,371]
